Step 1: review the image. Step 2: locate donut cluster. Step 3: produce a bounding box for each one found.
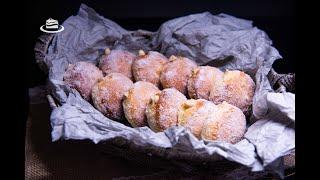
[63,49,255,144]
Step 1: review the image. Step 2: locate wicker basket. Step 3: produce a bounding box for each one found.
[34,33,295,179]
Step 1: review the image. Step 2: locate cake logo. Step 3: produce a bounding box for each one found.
[40,18,64,33]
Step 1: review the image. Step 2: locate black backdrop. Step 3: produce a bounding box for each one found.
[27,0,295,87]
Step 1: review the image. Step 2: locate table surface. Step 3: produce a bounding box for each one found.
[25,86,294,179]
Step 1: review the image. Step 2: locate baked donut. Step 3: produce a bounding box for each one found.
[146,88,187,132]
[187,66,224,100]
[201,101,246,144]
[63,61,103,101]
[123,81,160,127]
[99,48,136,79]
[177,99,216,139]
[132,50,169,87]
[91,73,133,120]
[160,55,197,95]
[209,70,255,113]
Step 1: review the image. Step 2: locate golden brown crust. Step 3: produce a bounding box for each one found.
[91,73,133,120]
[123,81,160,127]
[187,66,224,100]
[209,70,255,113]
[145,93,161,132]
[99,49,136,80]
[146,88,187,132]
[160,56,197,95]
[223,70,255,113]
[132,50,169,87]
[201,101,246,144]
[177,99,216,139]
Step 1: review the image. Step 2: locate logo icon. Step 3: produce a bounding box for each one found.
[40,18,64,33]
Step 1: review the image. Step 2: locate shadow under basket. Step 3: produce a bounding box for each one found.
[35,33,295,179]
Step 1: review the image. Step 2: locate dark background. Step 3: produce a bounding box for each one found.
[20,1,297,179]
[27,0,295,87]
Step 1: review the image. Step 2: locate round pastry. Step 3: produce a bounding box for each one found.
[146,88,187,132]
[99,48,136,79]
[160,55,197,95]
[132,50,169,87]
[209,70,255,113]
[177,99,216,139]
[187,66,224,100]
[201,101,246,144]
[123,81,160,127]
[63,61,103,101]
[91,73,133,120]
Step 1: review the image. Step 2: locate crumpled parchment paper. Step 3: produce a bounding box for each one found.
[43,3,294,174]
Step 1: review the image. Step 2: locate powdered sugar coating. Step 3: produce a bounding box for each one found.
[99,49,136,79]
[146,88,187,132]
[123,81,160,127]
[201,101,246,144]
[177,99,216,139]
[187,66,224,100]
[63,61,103,101]
[209,70,255,113]
[132,51,169,87]
[91,73,133,120]
[160,56,197,95]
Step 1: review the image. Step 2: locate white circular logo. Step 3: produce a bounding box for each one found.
[40,18,64,33]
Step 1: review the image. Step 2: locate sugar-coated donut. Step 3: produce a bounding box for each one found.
[187,66,224,100]
[146,88,187,132]
[160,55,197,95]
[99,48,136,79]
[91,73,133,120]
[177,99,216,139]
[123,81,160,127]
[132,50,169,87]
[201,101,246,144]
[63,61,103,101]
[209,70,255,113]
